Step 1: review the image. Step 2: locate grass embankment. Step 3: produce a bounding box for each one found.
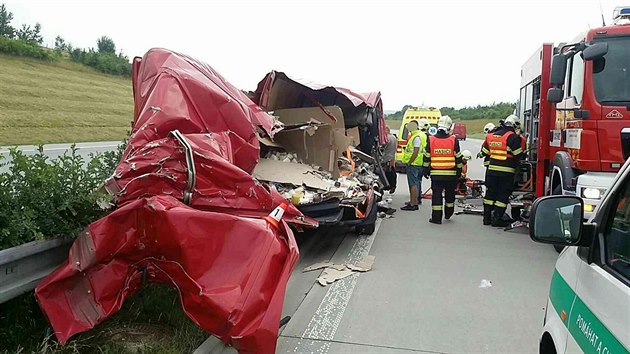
[0,54,133,145]
[385,118,492,139]
[0,285,207,353]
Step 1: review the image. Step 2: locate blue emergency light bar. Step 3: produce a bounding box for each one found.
[613,6,630,24]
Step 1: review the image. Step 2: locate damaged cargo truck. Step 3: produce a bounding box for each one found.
[253,71,389,234]
[35,49,317,354]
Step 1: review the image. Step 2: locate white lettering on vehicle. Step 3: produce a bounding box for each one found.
[576,315,613,354]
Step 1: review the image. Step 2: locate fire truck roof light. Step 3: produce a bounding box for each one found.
[613,6,630,25]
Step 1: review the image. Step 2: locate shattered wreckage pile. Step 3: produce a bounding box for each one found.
[34,49,387,353]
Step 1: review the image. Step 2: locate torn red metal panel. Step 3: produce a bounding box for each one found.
[253,70,387,145]
[127,48,277,174]
[36,48,312,353]
[35,195,298,354]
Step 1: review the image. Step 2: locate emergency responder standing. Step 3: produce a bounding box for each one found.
[423,116,462,224]
[480,115,523,227]
[401,120,427,211]
[382,126,398,194]
[477,122,496,169]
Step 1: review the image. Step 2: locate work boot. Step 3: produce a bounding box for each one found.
[445,205,455,220]
[429,210,442,224]
[483,205,493,225]
[491,210,510,227]
[401,204,419,211]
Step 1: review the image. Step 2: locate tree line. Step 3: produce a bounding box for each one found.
[386,102,516,121]
[0,3,131,76]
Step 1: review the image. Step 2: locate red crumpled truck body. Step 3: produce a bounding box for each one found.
[35,48,313,353]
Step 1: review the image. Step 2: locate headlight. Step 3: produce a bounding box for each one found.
[581,187,606,199]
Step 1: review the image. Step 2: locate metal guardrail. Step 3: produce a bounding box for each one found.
[0,238,72,304]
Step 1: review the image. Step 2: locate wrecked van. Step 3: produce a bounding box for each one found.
[253,71,388,234]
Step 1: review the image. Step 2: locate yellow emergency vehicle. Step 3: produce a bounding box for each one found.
[395,106,442,171]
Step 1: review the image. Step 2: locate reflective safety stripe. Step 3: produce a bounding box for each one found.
[495,201,507,208]
[431,170,457,176]
[432,162,456,167]
[481,146,490,154]
[488,165,516,173]
[483,161,490,166]
[432,205,443,210]
[483,199,494,205]
[510,147,523,155]
[456,163,463,168]
[445,203,454,208]
[429,135,456,170]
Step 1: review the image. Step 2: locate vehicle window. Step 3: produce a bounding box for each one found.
[603,178,630,280]
[569,53,584,104]
[593,36,630,105]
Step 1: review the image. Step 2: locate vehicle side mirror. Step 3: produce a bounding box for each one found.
[547,88,564,103]
[550,54,568,85]
[530,196,586,246]
[583,42,608,61]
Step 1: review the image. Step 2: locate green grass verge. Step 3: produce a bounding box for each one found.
[0,285,207,354]
[0,54,133,145]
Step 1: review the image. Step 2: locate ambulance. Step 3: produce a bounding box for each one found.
[394,106,441,171]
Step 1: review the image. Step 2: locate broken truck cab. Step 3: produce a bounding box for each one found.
[253,71,388,233]
[35,49,315,354]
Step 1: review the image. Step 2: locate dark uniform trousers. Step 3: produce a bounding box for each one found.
[483,172,515,224]
[431,178,457,222]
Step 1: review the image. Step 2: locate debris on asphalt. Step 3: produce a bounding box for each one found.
[307,255,376,286]
[317,267,355,286]
[347,255,376,272]
[479,279,493,288]
[303,261,334,272]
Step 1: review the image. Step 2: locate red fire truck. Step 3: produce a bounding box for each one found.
[517,6,630,219]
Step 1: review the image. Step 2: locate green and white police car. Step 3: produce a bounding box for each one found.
[530,158,630,353]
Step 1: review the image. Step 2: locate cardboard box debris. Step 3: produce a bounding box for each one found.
[303,261,334,272]
[305,255,376,287]
[253,158,331,191]
[317,268,355,286]
[346,255,375,272]
[345,127,360,146]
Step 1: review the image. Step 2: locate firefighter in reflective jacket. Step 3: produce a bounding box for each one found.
[478,122,496,168]
[479,115,523,227]
[423,116,462,224]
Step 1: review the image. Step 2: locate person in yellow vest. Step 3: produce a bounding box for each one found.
[401,120,427,211]
[479,115,523,227]
[422,116,462,224]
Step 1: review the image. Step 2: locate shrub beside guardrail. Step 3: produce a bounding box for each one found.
[0,143,124,251]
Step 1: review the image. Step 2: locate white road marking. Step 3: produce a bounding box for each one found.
[293,219,382,354]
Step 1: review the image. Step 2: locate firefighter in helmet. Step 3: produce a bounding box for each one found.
[478,122,497,168]
[479,115,523,227]
[423,116,462,224]
[457,149,472,195]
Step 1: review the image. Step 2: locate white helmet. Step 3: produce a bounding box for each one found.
[504,114,519,127]
[418,118,430,130]
[461,150,472,161]
[437,116,452,131]
[483,123,495,134]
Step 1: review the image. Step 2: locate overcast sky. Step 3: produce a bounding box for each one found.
[4,0,621,110]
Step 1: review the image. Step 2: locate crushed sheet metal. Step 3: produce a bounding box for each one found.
[36,48,311,354]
